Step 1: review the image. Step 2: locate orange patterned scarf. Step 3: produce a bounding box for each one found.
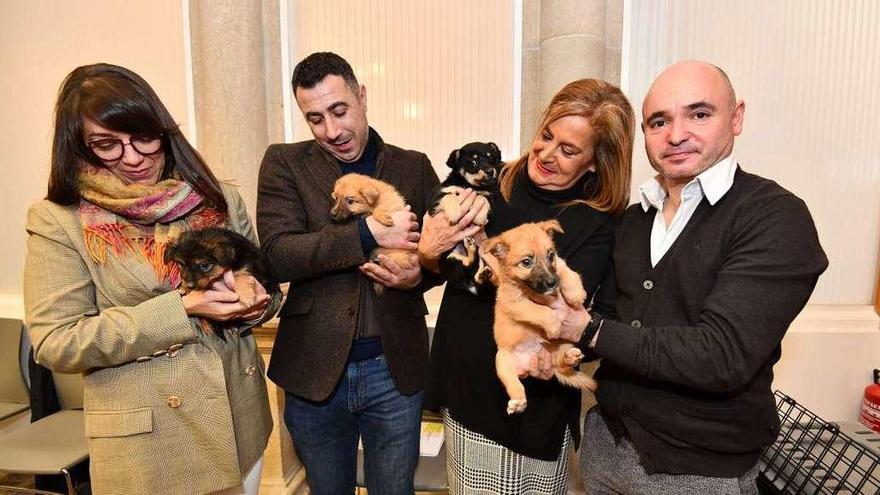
[77,164,224,285]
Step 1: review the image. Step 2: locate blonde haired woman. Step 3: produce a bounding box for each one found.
[419,79,634,493]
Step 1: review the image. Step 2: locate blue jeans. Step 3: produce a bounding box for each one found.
[284,355,423,495]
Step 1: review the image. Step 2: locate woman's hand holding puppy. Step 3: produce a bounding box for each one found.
[182,270,270,322]
[418,189,491,271]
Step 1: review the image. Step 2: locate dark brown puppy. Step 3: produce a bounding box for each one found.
[165,227,278,339]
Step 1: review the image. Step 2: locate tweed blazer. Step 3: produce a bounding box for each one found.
[257,133,439,401]
[24,184,276,495]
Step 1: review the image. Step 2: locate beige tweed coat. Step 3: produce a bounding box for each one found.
[23,184,275,495]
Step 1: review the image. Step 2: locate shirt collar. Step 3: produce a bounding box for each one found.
[639,174,667,212]
[697,155,737,205]
[639,155,738,212]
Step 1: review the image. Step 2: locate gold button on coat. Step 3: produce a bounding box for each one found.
[167,396,182,408]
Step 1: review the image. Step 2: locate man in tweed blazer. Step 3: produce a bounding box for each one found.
[257,52,440,494]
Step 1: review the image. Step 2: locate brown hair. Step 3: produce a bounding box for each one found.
[500,79,634,215]
[48,63,227,212]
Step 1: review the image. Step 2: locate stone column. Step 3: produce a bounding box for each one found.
[188,2,301,493]
[519,5,624,491]
[519,0,623,151]
[188,0,284,219]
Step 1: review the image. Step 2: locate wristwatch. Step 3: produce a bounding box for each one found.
[582,312,604,348]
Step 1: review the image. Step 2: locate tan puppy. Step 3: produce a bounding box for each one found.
[480,220,597,414]
[330,173,419,292]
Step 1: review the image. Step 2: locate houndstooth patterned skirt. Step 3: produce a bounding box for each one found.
[442,409,571,494]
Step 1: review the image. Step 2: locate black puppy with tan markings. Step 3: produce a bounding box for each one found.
[430,141,502,224]
[430,142,502,294]
[480,220,597,415]
[331,173,419,294]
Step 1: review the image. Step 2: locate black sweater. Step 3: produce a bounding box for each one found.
[590,167,827,477]
[425,168,616,461]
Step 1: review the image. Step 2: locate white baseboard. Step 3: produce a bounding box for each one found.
[0,293,24,320]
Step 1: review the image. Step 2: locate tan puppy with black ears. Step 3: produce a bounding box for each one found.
[480,220,597,415]
[331,173,419,293]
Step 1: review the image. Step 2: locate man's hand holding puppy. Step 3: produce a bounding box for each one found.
[362,206,422,289]
[366,206,421,250]
[526,303,590,380]
[360,253,422,289]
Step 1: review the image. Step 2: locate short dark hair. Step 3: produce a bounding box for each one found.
[48,63,227,212]
[291,52,359,94]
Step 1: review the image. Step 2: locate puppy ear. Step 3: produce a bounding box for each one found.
[213,243,236,265]
[446,149,461,169]
[540,219,564,237]
[362,185,381,207]
[488,142,501,160]
[481,236,508,260]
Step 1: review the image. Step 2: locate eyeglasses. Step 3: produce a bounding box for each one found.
[86,133,164,161]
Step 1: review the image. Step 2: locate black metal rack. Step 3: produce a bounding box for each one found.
[758,391,880,494]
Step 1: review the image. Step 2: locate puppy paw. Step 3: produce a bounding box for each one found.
[463,235,478,252]
[506,398,528,415]
[561,285,587,306]
[543,319,562,340]
[473,196,491,225]
[563,347,584,366]
[439,193,464,224]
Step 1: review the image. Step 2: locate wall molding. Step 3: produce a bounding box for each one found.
[0,294,24,320]
[424,287,879,336]
[789,305,879,334]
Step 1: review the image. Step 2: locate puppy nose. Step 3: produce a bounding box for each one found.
[534,276,559,294]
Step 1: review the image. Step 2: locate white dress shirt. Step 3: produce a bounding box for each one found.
[639,156,738,267]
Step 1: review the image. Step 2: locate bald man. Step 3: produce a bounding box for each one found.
[572,61,828,493]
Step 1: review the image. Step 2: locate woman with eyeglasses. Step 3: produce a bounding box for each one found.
[23,63,281,494]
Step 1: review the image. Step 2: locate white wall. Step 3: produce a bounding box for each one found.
[0,0,191,311]
[625,0,880,305]
[286,0,517,178]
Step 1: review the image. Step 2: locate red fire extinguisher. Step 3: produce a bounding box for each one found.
[860,369,880,433]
